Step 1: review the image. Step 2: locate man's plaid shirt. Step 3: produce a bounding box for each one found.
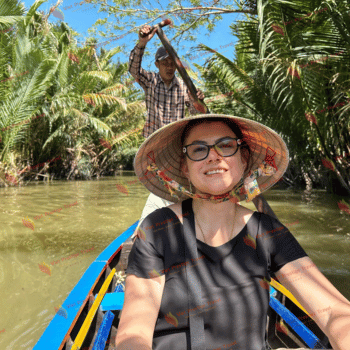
[129,44,198,138]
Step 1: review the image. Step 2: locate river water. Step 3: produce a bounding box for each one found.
[0,173,349,349]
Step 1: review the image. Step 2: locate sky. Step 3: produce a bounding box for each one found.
[19,0,239,72]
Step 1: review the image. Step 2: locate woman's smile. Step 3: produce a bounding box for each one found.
[204,167,228,176]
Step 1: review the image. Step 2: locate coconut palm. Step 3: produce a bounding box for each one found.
[0,0,146,185]
[196,0,350,195]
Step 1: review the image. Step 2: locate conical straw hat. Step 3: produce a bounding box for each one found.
[134,114,289,202]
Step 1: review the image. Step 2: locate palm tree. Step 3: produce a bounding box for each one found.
[196,0,350,195]
[0,0,146,186]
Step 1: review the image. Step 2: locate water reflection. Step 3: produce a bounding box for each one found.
[0,174,349,349]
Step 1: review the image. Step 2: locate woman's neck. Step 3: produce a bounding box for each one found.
[192,198,239,245]
[192,198,237,220]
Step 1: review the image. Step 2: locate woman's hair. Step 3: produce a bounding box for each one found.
[181,118,252,176]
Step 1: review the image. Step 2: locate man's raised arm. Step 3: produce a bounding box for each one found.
[128,25,157,89]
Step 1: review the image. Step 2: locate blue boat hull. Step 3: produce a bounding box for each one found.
[34,221,138,350]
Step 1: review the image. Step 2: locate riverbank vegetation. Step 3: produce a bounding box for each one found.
[0,0,145,186]
[0,0,349,199]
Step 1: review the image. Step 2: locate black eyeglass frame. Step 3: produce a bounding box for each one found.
[183,137,242,161]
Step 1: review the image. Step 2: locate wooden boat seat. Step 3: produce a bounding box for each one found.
[100,292,125,312]
[92,284,125,350]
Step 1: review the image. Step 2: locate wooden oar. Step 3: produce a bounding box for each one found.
[71,268,116,350]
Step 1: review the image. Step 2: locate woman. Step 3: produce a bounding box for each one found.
[115,114,350,350]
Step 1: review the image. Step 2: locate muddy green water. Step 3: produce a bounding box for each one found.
[0,174,349,349]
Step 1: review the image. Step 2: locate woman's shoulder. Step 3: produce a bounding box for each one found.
[238,205,283,224]
[166,203,183,222]
[140,204,182,233]
[235,206,288,237]
[232,205,255,235]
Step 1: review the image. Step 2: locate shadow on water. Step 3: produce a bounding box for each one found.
[0,175,349,349]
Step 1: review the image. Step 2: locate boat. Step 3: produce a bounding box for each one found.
[33,220,332,350]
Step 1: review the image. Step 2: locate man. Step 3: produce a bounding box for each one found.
[129,24,204,225]
[128,24,204,138]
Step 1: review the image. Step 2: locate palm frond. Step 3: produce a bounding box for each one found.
[84,71,113,82]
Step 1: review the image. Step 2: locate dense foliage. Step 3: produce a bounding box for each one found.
[0,0,146,186]
[1,0,349,202]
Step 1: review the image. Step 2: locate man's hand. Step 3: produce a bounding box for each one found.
[196,89,204,100]
[189,89,205,101]
[138,25,157,48]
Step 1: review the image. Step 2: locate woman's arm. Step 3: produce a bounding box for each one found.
[115,273,165,350]
[275,256,350,350]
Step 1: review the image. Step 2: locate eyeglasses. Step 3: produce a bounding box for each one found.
[183,137,242,161]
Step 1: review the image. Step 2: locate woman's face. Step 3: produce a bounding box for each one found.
[182,122,247,196]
